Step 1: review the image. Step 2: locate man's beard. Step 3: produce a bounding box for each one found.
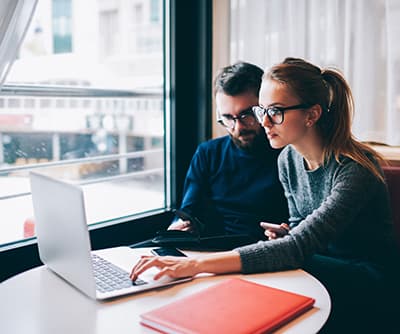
[230,128,269,153]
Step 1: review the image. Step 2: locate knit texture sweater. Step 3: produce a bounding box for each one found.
[237,145,397,273]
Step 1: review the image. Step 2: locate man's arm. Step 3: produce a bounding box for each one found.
[168,145,210,232]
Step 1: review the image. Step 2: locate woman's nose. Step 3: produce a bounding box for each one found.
[262,114,272,128]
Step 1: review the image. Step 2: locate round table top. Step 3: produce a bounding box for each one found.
[0,248,331,334]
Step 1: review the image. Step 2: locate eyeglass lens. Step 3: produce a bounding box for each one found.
[219,111,256,129]
[253,106,283,125]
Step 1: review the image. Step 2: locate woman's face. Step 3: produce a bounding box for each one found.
[258,79,310,149]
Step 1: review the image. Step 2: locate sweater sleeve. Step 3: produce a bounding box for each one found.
[235,158,385,273]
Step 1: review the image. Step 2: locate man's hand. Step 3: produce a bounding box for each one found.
[167,218,193,232]
[260,222,290,240]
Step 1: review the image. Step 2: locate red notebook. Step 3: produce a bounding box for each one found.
[140,277,315,334]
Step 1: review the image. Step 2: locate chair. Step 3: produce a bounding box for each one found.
[382,165,400,248]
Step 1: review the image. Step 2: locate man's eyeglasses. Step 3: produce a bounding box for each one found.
[252,104,311,125]
[217,108,257,129]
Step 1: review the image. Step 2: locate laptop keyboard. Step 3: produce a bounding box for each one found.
[92,254,147,293]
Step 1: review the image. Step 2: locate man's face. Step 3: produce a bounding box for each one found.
[216,91,263,150]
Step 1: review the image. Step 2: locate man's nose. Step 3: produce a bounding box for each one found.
[233,118,247,130]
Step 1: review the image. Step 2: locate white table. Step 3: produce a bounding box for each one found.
[0,248,331,334]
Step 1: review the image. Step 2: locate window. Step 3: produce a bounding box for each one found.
[0,0,166,248]
[150,0,160,23]
[130,0,162,54]
[52,0,72,53]
[99,9,119,58]
[133,3,144,25]
[1,0,213,283]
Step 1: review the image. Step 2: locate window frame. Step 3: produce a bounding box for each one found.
[0,0,213,282]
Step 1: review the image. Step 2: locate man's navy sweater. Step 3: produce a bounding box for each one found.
[179,135,288,240]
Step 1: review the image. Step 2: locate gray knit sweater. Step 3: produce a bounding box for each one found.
[236,145,396,274]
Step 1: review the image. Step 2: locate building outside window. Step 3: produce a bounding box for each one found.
[0,0,167,248]
[99,9,119,58]
[150,0,160,23]
[52,0,72,53]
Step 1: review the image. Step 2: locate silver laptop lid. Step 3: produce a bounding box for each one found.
[30,172,96,299]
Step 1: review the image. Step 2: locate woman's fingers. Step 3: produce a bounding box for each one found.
[260,222,290,240]
[130,255,160,280]
[265,230,277,239]
[130,255,197,281]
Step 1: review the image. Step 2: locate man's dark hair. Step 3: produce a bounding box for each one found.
[214,61,264,96]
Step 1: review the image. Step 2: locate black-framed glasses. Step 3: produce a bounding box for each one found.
[217,108,257,129]
[252,104,312,125]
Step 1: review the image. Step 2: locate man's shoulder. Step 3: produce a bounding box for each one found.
[197,135,231,152]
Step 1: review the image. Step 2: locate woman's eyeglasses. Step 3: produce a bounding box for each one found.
[252,104,311,125]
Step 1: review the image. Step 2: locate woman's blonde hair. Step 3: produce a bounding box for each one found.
[264,57,386,182]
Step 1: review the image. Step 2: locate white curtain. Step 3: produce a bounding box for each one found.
[229,0,400,146]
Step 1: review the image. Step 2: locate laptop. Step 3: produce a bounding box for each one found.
[29,172,192,300]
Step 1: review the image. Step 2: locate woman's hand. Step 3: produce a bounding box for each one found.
[130,255,201,281]
[129,251,242,282]
[260,222,290,240]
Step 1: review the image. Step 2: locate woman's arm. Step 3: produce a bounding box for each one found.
[237,157,387,274]
[130,251,242,281]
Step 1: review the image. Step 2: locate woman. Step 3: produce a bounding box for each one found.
[130,58,399,332]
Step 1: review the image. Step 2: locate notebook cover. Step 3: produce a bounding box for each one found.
[140,277,315,334]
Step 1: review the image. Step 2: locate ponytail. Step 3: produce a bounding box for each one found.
[321,69,386,182]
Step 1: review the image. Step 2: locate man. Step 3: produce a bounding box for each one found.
[169,62,288,241]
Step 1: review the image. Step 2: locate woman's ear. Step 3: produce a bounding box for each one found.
[306,105,322,127]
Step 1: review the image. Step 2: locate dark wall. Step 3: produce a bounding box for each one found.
[169,0,212,207]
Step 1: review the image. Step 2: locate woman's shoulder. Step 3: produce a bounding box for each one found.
[336,150,382,172]
[278,145,301,166]
[332,153,383,186]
